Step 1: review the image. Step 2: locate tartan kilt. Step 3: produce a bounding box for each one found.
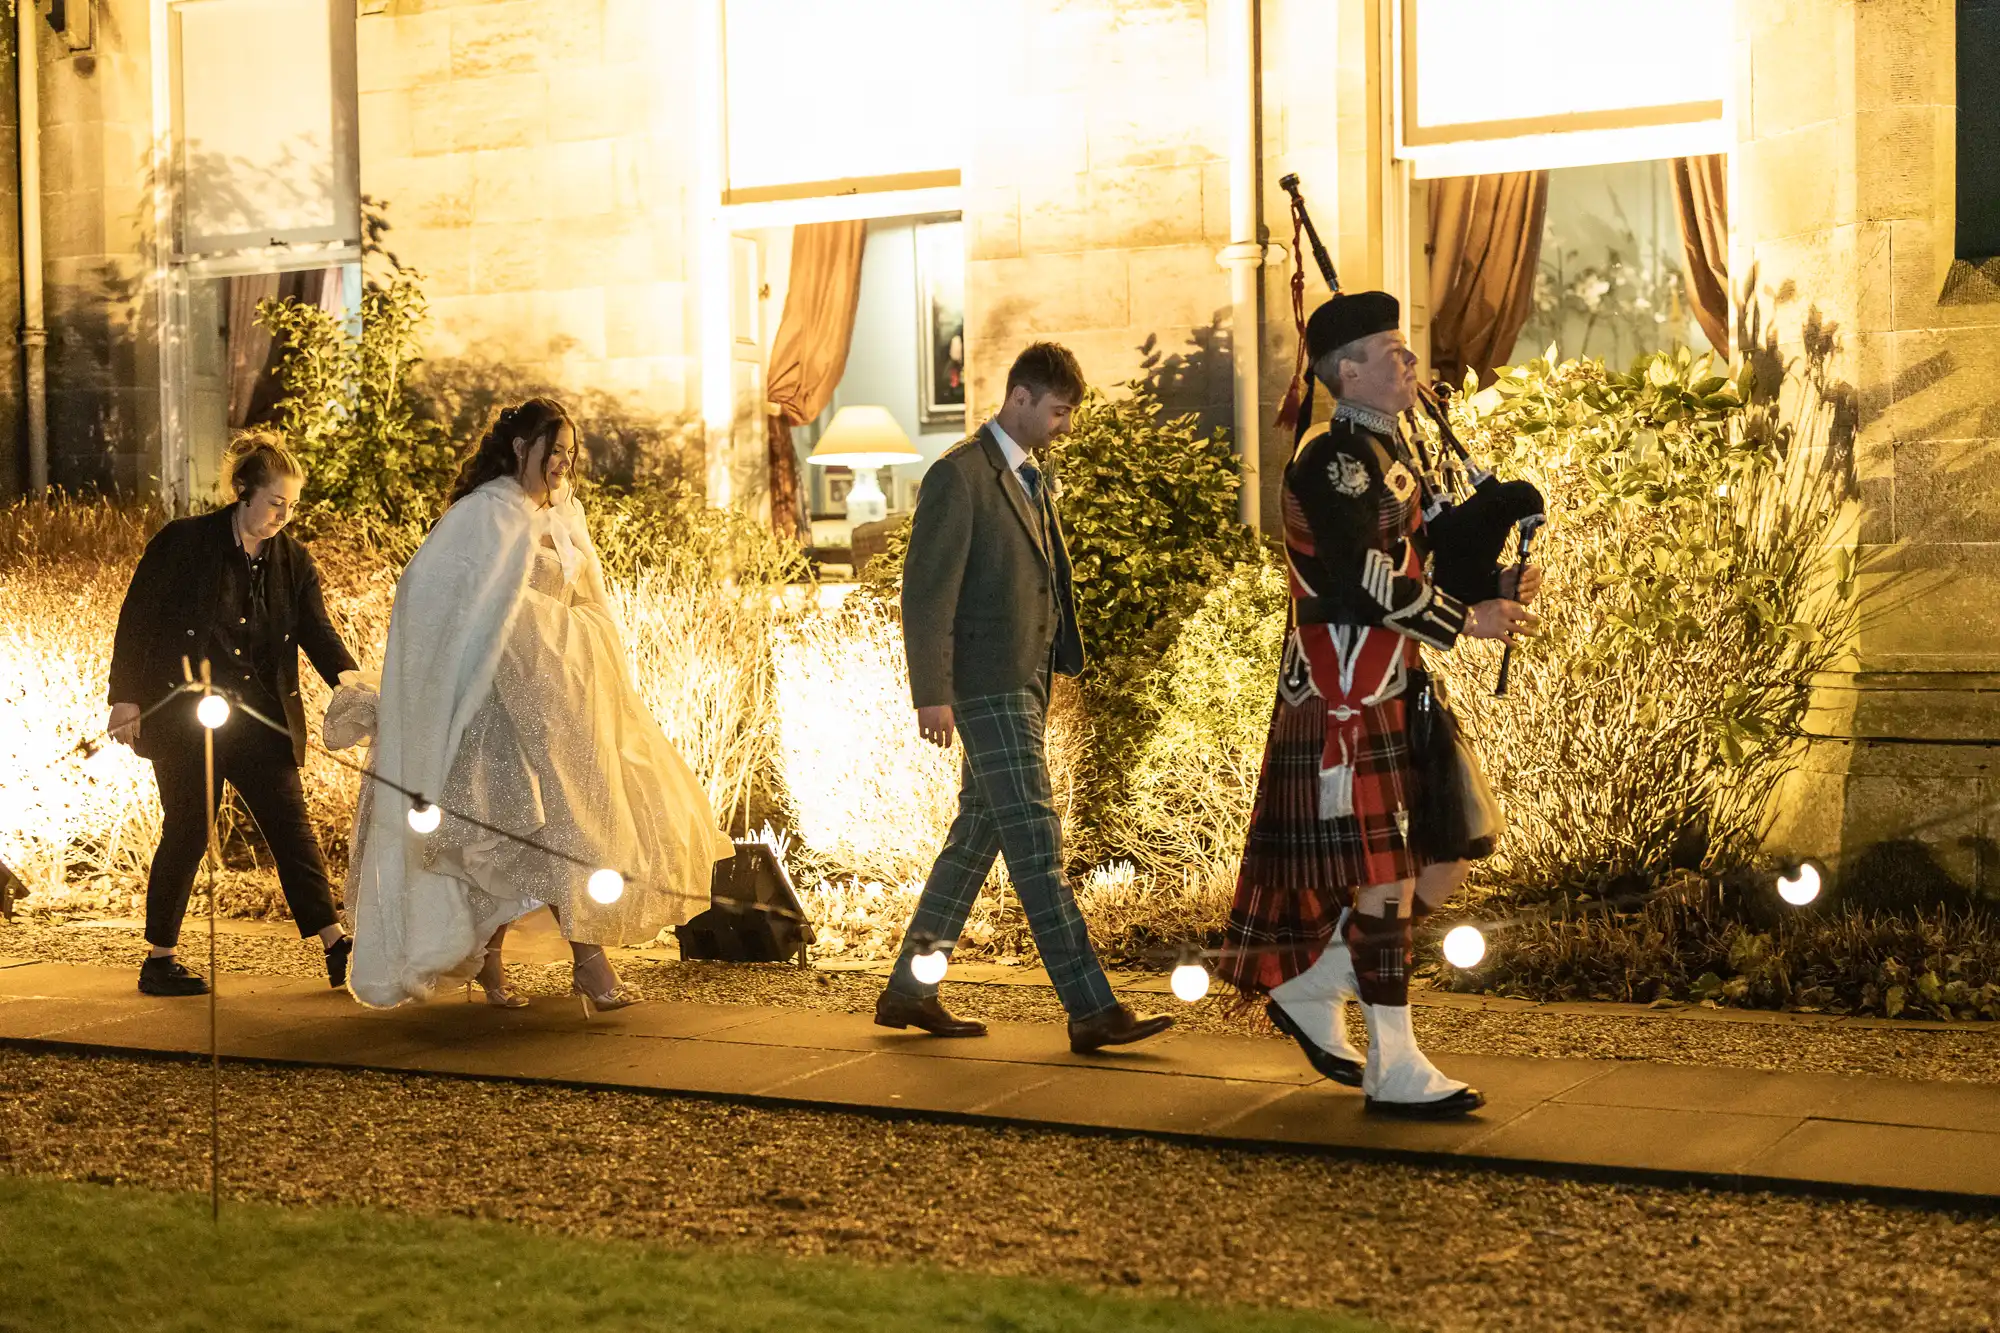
[1219,687,1417,996]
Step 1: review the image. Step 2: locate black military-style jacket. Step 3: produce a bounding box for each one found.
[1282,405,1469,652]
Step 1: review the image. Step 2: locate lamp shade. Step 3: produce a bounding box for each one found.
[806,405,922,468]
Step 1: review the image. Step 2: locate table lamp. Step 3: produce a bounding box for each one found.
[806,405,921,526]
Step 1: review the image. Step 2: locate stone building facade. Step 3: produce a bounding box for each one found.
[0,0,1995,886]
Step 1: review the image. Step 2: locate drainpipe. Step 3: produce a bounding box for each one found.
[1216,0,1265,530]
[16,1,46,497]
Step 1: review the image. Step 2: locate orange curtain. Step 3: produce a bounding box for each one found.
[1427,171,1550,389]
[1671,154,1729,356]
[764,221,869,541]
[225,267,339,428]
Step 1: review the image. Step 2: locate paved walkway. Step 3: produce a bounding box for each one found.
[4,956,1998,1205]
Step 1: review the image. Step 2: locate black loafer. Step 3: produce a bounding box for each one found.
[874,989,987,1038]
[1068,1002,1174,1054]
[324,935,353,990]
[1265,1000,1363,1087]
[138,956,210,997]
[1364,1087,1486,1119]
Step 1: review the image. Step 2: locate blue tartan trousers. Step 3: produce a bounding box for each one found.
[888,673,1118,1020]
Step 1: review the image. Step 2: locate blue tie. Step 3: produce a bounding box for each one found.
[1018,459,1042,505]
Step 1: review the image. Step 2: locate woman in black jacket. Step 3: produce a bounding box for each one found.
[107,430,360,996]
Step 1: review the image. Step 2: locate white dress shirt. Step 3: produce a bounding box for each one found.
[987,418,1033,488]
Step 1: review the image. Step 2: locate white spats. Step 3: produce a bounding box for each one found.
[1360,1002,1470,1104]
[1268,931,1363,1063]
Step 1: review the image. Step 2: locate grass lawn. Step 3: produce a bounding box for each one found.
[0,1176,1380,1333]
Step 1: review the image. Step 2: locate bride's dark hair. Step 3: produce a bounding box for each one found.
[448,396,578,505]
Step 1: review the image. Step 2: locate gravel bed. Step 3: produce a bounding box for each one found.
[2,1045,1996,1333]
[10,918,2000,1086]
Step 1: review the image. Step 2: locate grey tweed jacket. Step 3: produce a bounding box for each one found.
[902,424,1085,708]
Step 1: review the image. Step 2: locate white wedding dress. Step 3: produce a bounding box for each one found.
[347,477,732,1007]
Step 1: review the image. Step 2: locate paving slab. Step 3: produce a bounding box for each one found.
[973,1065,1297,1135]
[1745,1119,2000,1196]
[765,1051,1063,1115]
[5,960,2000,1203]
[1470,1102,1805,1178]
[1553,1061,1858,1119]
[563,1039,871,1098]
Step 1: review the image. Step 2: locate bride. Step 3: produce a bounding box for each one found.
[346,397,734,1013]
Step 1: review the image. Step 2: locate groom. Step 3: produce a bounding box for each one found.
[876,342,1174,1054]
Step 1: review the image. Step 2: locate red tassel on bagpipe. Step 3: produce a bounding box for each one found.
[1273,188,1317,434]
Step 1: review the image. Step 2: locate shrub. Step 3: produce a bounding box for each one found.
[1042,383,1259,671]
[1431,347,1855,898]
[1111,556,1287,893]
[258,273,460,561]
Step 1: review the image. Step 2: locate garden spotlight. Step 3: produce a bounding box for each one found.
[1441,924,1487,969]
[195,692,230,730]
[1169,944,1211,1003]
[1776,861,1822,906]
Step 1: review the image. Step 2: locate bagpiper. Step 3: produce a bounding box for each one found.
[1221,290,1541,1118]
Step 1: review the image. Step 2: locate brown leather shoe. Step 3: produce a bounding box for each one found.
[874,989,987,1038]
[1068,1002,1174,1054]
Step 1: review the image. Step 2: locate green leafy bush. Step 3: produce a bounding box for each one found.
[1044,383,1259,672]
[1111,556,1287,892]
[1431,347,1855,898]
[258,273,459,560]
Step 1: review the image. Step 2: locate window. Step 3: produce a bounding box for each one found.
[1401,0,1729,178]
[721,0,968,203]
[169,0,359,259]
[1960,0,2000,259]
[1509,160,1710,368]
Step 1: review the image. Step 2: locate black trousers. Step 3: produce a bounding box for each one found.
[144,715,337,950]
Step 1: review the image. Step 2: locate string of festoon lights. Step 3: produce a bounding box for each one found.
[41,680,1843,1000]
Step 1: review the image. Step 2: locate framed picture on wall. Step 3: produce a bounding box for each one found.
[915,218,966,429]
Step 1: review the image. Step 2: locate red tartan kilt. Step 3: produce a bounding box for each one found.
[1219,688,1417,995]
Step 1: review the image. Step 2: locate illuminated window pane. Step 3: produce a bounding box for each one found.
[723,0,968,196]
[171,0,358,257]
[1406,0,1727,146]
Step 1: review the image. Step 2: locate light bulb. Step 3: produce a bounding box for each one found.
[406,800,441,834]
[1441,924,1487,969]
[587,868,626,905]
[195,693,231,730]
[1777,863,1821,906]
[1170,961,1211,1003]
[909,947,949,986]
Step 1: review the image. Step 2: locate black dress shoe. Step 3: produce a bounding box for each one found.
[1364,1086,1486,1119]
[1068,1002,1174,1054]
[1265,1000,1363,1087]
[138,956,210,997]
[324,936,353,990]
[874,989,987,1037]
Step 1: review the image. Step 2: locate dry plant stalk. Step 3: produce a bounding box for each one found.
[611,566,777,832]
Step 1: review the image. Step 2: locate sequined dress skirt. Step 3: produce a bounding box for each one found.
[426,554,733,946]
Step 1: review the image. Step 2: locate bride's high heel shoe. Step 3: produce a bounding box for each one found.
[466,966,529,1009]
[468,980,529,1009]
[571,956,642,1020]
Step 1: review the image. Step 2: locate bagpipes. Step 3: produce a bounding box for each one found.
[1276,173,1545,694]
